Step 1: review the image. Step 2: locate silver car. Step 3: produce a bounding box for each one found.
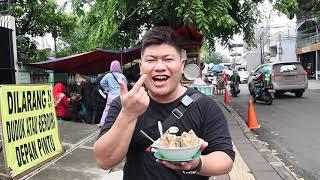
[248,62,308,97]
[238,70,249,84]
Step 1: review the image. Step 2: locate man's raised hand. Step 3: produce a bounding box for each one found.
[119,74,150,118]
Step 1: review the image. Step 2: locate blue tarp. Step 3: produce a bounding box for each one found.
[210,65,225,71]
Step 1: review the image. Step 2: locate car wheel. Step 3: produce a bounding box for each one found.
[295,90,304,97]
[275,91,283,98]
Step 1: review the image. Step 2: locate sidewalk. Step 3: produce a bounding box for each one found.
[217,101,298,180]
[308,79,320,90]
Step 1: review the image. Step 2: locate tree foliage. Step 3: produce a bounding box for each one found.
[273,0,320,24]
[274,0,298,19]
[201,42,224,64]
[9,0,301,61]
[10,0,77,63]
[61,0,266,53]
[295,0,320,22]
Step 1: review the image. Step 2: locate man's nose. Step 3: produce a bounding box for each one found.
[153,60,166,71]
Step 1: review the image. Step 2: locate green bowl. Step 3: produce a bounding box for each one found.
[152,138,203,161]
[154,150,201,163]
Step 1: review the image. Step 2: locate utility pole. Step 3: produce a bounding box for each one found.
[278,34,282,62]
[260,35,264,65]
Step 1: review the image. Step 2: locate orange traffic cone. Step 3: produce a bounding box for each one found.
[247,100,260,129]
[224,86,231,104]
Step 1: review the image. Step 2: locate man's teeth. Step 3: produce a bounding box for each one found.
[154,76,168,80]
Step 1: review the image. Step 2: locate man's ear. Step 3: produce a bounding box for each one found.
[181,59,186,73]
[139,60,142,75]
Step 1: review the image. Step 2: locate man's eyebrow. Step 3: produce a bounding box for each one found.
[144,55,158,58]
[144,54,173,58]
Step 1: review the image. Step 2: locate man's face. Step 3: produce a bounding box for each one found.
[140,44,184,97]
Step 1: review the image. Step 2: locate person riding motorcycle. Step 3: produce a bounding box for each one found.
[230,69,240,92]
[253,66,271,97]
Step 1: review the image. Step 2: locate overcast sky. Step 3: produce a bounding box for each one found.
[215,0,297,60]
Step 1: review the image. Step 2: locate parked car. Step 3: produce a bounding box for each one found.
[248,62,308,97]
[238,70,249,84]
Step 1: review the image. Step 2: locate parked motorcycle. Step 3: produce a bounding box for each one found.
[253,85,275,105]
[230,82,240,97]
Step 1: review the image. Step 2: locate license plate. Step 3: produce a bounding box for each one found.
[284,76,296,80]
[268,89,276,93]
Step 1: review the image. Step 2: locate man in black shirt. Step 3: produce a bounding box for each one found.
[94,26,234,180]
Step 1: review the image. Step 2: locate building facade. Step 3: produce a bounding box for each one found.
[296,16,320,80]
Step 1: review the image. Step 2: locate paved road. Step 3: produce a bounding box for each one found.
[227,84,320,180]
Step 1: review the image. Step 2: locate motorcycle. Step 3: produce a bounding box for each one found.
[253,85,275,105]
[230,82,240,97]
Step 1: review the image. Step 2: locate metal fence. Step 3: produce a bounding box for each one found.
[297,34,320,48]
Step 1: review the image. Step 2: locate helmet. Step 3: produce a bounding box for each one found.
[233,69,238,74]
[261,66,270,74]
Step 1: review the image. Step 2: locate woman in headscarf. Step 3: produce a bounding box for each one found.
[99,60,128,127]
[53,83,76,120]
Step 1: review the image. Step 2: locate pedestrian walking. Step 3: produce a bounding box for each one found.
[98,60,128,127]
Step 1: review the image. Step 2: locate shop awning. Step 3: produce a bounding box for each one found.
[31,45,141,75]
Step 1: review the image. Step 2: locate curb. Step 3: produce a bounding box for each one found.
[219,101,300,180]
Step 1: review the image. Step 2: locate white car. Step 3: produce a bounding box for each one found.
[238,71,249,84]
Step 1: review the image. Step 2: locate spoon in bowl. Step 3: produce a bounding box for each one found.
[140,130,158,146]
[158,121,163,137]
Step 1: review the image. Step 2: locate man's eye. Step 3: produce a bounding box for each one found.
[165,58,174,61]
[146,59,155,62]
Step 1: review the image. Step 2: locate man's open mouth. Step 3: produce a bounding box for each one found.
[152,75,169,83]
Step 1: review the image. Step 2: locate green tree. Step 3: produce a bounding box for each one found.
[62,0,299,54]
[273,0,320,24]
[10,0,77,63]
[274,0,298,19]
[296,0,320,22]
[201,43,224,64]
[67,0,262,51]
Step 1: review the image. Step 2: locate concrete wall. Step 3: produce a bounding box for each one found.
[279,37,297,62]
[267,35,297,63]
[244,50,261,72]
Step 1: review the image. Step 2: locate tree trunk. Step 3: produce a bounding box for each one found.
[54,37,57,54]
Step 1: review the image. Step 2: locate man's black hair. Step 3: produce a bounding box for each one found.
[141,26,182,56]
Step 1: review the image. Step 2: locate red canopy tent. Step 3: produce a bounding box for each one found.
[31,26,203,75]
[31,45,141,75]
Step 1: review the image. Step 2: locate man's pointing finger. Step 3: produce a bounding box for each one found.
[131,74,147,92]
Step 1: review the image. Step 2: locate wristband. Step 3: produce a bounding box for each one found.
[182,158,202,175]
